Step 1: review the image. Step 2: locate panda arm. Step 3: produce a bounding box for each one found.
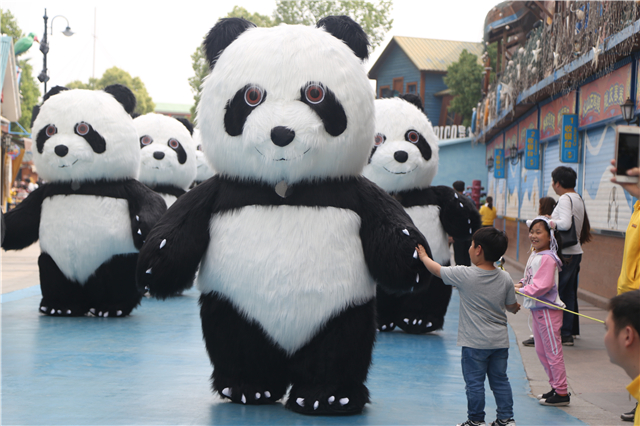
[356,178,432,294]
[136,178,217,299]
[1,186,46,250]
[123,180,167,248]
[431,186,481,239]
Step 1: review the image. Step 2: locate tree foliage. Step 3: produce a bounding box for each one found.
[1,8,41,133]
[188,1,392,123]
[66,67,155,115]
[443,49,483,128]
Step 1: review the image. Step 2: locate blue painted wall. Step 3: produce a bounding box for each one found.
[374,46,446,125]
[432,139,486,192]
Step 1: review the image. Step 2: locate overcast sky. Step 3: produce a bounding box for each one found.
[5,0,499,106]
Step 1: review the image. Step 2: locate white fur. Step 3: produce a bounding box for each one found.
[39,195,137,284]
[198,24,375,185]
[31,89,140,182]
[193,129,215,182]
[197,205,376,354]
[362,98,439,193]
[405,205,450,264]
[134,113,197,190]
[160,193,178,208]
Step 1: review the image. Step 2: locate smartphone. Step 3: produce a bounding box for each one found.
[615,125,640,183]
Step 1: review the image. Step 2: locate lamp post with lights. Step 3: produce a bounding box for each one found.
[38,9,74,94]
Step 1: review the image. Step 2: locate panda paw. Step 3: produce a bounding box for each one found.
[377,321,396,332]
[217,385,282,405]
[39,304,85,317]
[286,383,368,416]
[87,306,132,318]
[397,316,444,334]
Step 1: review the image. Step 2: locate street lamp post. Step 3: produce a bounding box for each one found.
[620,98,639,126]
[37,9,73,94]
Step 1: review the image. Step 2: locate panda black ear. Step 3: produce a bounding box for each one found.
[42,86,69,103]
[401,94,424,112]
[30,105,41,127]
[203,18,256,69]
[317,16,369,61]
[103,84,137,115]
[174,117,194,135]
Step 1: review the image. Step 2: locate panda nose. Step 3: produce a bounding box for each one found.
[54,145,69,157]
[271,126,295,147]
[394,151,409,163]
[153,151,165,160]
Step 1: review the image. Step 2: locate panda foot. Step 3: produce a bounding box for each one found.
[217,384,283,405]
[285,384,368,416]
[89,306,134,318]
[377,321,396,332]
[39,304,86,317]
[397,316,444,334]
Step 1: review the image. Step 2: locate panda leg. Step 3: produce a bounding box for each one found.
[396,274,452,334]
[375,286,400,332]
[38,253,89,316]
[285,300,376,416]
[84,254,142,317]
[200,293,289,405]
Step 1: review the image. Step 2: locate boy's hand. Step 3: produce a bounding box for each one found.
[416,244,430,262]
[416,244,441,278]
[514,282,523,290]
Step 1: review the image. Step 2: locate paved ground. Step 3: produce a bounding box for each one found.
[1,244,634,425]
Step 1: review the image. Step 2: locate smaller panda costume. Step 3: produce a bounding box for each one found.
[363,94,481,334]
[191,128,215,187]
[134,113,197,207]
[2,85,166,317]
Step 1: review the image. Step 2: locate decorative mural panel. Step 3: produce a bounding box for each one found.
[579,63,632,127]
[520,164,541,220]
[506,160,520,218]
[540,91,577,141]
[486,133,504,163]
[583,124,633,231]
[505,125,518,157]
[518,110,538,151]
[496,178,506,217]
[543,140,563,198]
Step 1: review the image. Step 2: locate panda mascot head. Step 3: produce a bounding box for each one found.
[134,113,197,190]
[192,128,215,184]
[362,95,439,193]
[31,85,139,183]
[197,17,374,185]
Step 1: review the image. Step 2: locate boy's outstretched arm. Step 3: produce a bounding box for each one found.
[416,244,441,278]
[506,302,521,314]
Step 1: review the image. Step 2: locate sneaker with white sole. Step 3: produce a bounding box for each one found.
[539,391,570,406]
[536,388,555,399]
[457,420,486,426]
[490,418,516,426]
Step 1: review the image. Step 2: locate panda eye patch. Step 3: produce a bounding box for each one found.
[299,82,347,137]
[167,138,187,164]
[72,121,106,154]
[225,84,268,137]
[140,135,153,147]
[374,133,386,146]
[304,83,325,104]
[75,122,90,136]
[36,124,57,153]
[406,130,420,144]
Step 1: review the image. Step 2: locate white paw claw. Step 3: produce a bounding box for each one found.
[416,273,419,283]
[66,310,71,315]
[402,229,410,236]
[241,394,246,404]
[404,318,410,324]
[137,229,142,235]
[264,391,271,398]
[255,392,261,400]
[103,312,109,317]
[90,308,96,314]
[296,397,305,407]
[50,309,55,314]
[339,397,349,406]
[313,400,319,410]
[413,319,417,325]
[426,322,433,328]
[159,239,166,249]
[418,319,423,325]
[459,202,464,208]
[381,325,387,330]
[328,396,335,404]
[116,310,123,316]
[57,310,61,314]
[146,268,152,274]
[413,250,418,259]
[222,388,231,398]
[389,322,394,327]
[136,215,140,221]
[40,307,47,312]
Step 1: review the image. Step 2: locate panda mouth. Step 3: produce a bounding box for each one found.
[383,165,417,175]
[59,159,79,168]
[255,147,311,161]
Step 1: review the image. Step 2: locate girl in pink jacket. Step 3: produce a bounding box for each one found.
[515,216,570,406]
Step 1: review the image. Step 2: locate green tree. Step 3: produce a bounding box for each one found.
[274,0,393,50]
[1,8,41,133]
[443,49,483,127]
[226,6,275,27]
[66,67,155,115]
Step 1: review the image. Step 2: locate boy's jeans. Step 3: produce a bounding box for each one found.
[461,347,514,422]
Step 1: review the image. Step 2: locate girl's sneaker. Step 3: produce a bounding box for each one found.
[536,388,555,399]
[457,420,486,426]
[539,391,570,406]
[491,419,516,426]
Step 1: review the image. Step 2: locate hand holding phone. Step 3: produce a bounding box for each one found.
[615,125,640,184]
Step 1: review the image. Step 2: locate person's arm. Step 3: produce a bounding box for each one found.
[551,195,573,231]
[416,244,441,278]
[610,160,640,199]
[506,302,521,314]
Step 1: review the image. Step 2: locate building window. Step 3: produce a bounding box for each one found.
[380,86,391,98]
[406,83,417,95]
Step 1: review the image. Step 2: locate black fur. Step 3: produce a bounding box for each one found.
[75,122,106,153]
[404,130,432,161]
[400,94,424,111]
[224,84,267,136]
[299,83,347,137]
[203,18,256,69]
[168,139,187,164]
[43,85,69,102]
[103,84,137,115]
[316,16,369,61]
[175,117,194,135]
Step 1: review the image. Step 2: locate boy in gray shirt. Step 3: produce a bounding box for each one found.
[417,227,520,426]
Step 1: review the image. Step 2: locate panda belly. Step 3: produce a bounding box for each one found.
[159,193,178,208]
[197,205,376,354]
[405,205,450,265]
[39,194,137,284]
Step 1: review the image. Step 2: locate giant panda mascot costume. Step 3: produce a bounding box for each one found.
[134,113,197,207]
[2,85,166,317]
[137,17,432,415]
[363,94,481,334]
[191,128,215,186]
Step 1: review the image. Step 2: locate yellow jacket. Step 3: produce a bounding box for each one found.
[618,201,640,295]
[626,375,639,425]
[479,205,497,226]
